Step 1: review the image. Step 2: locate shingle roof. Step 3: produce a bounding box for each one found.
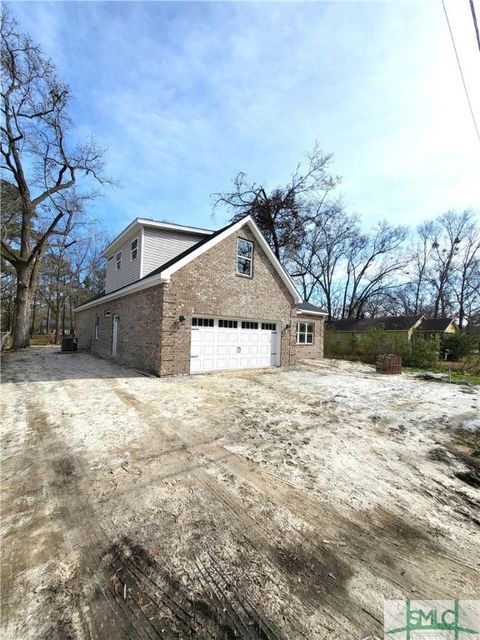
[297,301,327,315]
[328,316,423,332]
[418,318,455,332]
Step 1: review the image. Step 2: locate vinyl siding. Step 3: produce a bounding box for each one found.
[142,228,206,278]
[105,231,142,294]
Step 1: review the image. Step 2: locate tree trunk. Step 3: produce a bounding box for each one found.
[62,297,66,337]
[12,268,33,349]
[30,291,37,337]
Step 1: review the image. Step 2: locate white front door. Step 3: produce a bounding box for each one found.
[112,314,119,357]
[190,318,279,373]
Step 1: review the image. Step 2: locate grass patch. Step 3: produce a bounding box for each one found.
[403,366,480,386]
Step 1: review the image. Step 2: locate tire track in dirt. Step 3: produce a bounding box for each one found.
[39,375,283,639]
[4,397,279,639]
[104,378,480,633]
[104,380,380,637]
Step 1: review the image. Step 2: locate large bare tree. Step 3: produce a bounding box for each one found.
[212,142,341,260]
[1,6,109,348]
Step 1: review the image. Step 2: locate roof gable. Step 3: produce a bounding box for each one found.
[76,215,301,311]
[160,216,301,302]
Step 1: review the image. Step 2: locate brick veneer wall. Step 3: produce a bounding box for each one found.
[75,285,164,374]
[158,225,298,376]
[294,314,325,359]
[75,222,325,376]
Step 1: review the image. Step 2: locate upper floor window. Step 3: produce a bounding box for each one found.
[131,238,138,261]
[116,252,122,270]
[296,322,314,344]
[237,239,253,277]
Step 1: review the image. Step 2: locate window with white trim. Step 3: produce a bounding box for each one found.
[131,238,138,260]
[261,322,276,331]
[116,252,122,270]
[236,239,253,276]
[296,322,314,344]
[95,315,100,340]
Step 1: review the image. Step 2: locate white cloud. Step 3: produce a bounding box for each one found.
[9,0,479,235]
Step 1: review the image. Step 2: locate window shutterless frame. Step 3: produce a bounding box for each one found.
[296,321,314,344]
[130,238,138,261]
[236,238,253,277]
[116,252,122,271]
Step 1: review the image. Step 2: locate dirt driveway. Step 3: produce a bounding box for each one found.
[1,347,479,639]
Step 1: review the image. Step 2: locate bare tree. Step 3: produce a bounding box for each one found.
[452,232,480,328]
[287,206,359,319]
[1,6,110,348]
[428,211,477,319]
[339,221,408,319]
[410,221,436,315]
[212,142,341,260]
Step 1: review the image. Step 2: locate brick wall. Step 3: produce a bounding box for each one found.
[75,285,164,374]
[294,314,325,359]
[158,225,298,376]
[75,222,325,376]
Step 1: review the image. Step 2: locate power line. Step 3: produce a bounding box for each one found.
[469,0,480,52]
[441,0,480,144]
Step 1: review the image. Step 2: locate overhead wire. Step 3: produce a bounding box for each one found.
[441,0,480,144]
[469,0,480,52]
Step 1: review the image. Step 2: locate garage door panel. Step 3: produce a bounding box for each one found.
[190,318,278,373]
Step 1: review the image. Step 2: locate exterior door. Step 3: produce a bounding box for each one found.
[112,314,119,357]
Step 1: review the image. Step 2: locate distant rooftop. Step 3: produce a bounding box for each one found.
[418,318,456,332]
[328,316,423,332]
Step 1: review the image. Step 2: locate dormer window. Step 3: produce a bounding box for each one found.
[237,238,253,277]
[131,238,138,261]
[116,252,122,271]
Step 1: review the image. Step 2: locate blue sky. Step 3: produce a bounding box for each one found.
[11,0,480,236]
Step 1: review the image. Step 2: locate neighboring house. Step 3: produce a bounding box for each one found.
[327,316,424,341]
[75,216,326,376]
[414,318,458,341]
[327,315,458,342]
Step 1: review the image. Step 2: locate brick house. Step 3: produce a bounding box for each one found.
[75,215,326,376]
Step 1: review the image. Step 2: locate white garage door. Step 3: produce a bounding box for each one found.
[190,317,280,373]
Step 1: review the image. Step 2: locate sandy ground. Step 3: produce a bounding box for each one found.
[1,346,479,639]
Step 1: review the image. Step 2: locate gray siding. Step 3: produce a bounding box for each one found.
[105,231,142,294]
[142,228,205,277]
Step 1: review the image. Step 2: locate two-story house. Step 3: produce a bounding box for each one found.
[75,215,326,376]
